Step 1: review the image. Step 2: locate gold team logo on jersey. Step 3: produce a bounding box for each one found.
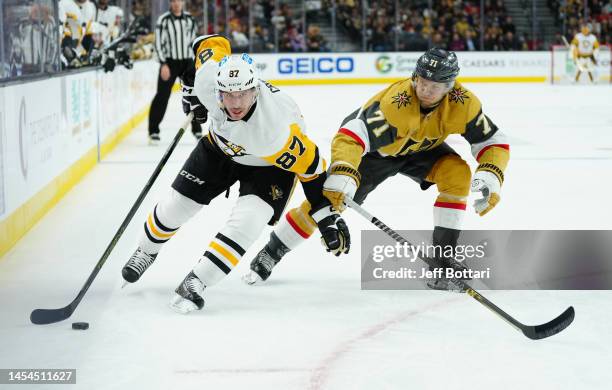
[391,90,411,109]
[269,185,284,200]
[448,87,469,104]
[225,142,246,155]
[399,138,438,155]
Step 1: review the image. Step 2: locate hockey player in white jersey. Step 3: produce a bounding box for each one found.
[59,0,95,65]
[121,35,350,313]
[94,0,124,44]
[571,24,601,83]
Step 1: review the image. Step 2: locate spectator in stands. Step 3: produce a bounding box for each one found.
[230,25,249,52]
[455,15,470,38]
[465,29,477,50]
[307,25,329,52]
[431,31,446,48]
[401,25,429,51]
[281,26,306,52]
[549,0,611,45]
[501,15,516,35]
[501,31,520,50]
[250,25,275,53]
[370,20,391,51]
[450,32,467,51]
[483,32,500,50]
[517,32,529,50]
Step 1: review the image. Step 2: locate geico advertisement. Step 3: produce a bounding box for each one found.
[253,52,550,79]
[254,54,357,79]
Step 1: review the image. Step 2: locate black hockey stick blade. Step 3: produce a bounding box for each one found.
[520,306,575,340]
[30,305,74,325]
[344,198,576,341]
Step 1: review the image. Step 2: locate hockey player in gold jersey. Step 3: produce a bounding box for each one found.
[571,24,601,83]
[243,48,510,290]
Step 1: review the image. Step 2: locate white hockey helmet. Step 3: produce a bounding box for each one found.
[215,53,258,93]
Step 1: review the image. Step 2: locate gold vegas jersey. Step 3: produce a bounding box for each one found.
[571,33,600,57]
[192,35,325,182]
[331,79,510,185]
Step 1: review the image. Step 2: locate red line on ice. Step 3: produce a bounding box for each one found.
[308,297,458,390]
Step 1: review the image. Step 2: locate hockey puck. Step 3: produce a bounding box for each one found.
[72,322,89,330]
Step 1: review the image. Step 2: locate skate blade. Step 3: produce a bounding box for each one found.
[242,271,264,286]
[426,279,466,293]
[169,294,200,314]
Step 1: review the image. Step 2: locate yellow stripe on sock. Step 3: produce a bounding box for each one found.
[147,214,175,239]
[209,241,239,266]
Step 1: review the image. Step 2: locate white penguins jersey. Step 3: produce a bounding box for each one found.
[59,0,84,40]
[95,5,123,42]
[571,32,600,57]
[192,35,325,181]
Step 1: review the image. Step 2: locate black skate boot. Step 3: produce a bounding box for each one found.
[242,232,290,285]
[426,259,471,292]
[426,227,470,293]
[122,248,158,283]
[170,271,205,314]
[243,247,280,285]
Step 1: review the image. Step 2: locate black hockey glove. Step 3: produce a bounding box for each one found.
[181,83,208,123]
[102,56,116,73]
[181,65,208,123]
[312,206,351,256]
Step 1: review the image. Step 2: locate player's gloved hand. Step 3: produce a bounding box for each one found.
[322,164,360,212]
[102,56,116,73]
[311,206,351,256]
[181,83,208,123]
[471,170,501,216]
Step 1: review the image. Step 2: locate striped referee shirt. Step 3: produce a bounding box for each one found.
[155,11,197,63]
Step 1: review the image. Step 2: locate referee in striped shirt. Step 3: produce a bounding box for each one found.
[149,0,199,143]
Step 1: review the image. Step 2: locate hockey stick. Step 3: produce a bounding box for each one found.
[345,197,575,340]
[561,35,571,49]
[30,113,194,325]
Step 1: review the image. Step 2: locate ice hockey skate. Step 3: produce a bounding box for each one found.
[242,247,280,285]
[426,259,471,293]
[170,271,205,314]
[122,248,158,284]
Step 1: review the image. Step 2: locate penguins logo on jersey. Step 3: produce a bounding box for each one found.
[216,134,247,157]
[269,185,284,200]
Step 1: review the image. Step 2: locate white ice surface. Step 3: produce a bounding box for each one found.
[1,83,611,390]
